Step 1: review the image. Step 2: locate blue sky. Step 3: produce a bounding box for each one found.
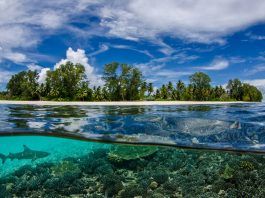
[0,1,265,91]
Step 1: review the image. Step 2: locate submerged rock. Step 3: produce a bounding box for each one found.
[149,181,158,189]
[107,145,158,162]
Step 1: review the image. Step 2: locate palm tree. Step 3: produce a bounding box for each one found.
[167,81,174,99]
[176,80,185,100]
[147,83,154,97]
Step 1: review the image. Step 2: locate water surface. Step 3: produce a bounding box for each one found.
[0,103,265,197]
[0,103,264,152]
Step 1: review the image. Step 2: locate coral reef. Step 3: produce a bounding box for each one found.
[107,145,158,162]
[0,144,265,197]
[51,160,81,177]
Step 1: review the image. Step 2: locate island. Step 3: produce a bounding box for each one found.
[0,62,263,102]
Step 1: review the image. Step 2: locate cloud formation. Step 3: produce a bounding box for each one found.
[0,70,14,84]
[37,68,50,84]
[135,52,196,83]
[0,0,97,63]
[244,79,265,87]
[0,69,15,90]
[197,59,230,71]
[27,63,43,71]
[99,0,265,44]
[0,47,27,63]
[54,47,103,86]
[1,0,265,65]
[0,0,265,89]
[246,32,265,41]
[245,64,265,75]
[0,0,265,68]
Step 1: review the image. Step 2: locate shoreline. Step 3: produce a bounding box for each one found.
[0,100,255,106]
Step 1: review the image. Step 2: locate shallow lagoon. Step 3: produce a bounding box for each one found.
[0,103,265,197]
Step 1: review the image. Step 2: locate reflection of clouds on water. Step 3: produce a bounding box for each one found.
[28,121,46,129]
[192,137,200,144]
[0,103,265,152]
[250,144,265,149]
[49,107,102,132]
[51,118,88,132]
[134,115,162,122]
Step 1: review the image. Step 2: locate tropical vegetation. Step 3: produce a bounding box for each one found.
[1,61,263,102]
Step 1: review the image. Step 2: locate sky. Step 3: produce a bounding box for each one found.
[0,0,265,93]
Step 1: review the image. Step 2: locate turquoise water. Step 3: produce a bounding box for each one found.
[0,103,265,197]
[0,136,109,177]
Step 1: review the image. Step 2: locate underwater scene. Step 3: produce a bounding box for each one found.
[0,103,265,197]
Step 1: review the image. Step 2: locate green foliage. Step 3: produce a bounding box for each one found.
[147,83,154,97]
[154,73,262,102]
[227,79,263,102]
[75,81,93,101]
[4,61,263,102]
[92,86,106,101]
[160,84,168,99]
[189,72,211,101]
[167,81,174,99]
[103,62,145,101]
[176,80,186,100]
[102,62,119,100]
[211,86,226,99]
[45,61,88,100]
[227,79,243,100]
[7,70,39,100]
[0,91,8,100]
[241,83,263,102]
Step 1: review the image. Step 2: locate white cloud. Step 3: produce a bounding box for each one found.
[37,68,50,84]
[143,52,198,66]
[0,47,28,63]
[197,59,229,71]
[111,44,154,58]
[134,50,197,83]
[136,61,191,83]
[1,0,265,66]
[88,44,109,57]
[0,0,98,63]
[87,43,155,58]
[155,70,192,78]
[9,47,104,86]
[245,64,265,75]
[99,0,265,44]
[1,0,265,88]
[244,79,265,87]
[55,47,92,71]
[54,47,103,86]
[0,70,14,84]
[27,63,43,71]
[229,56,246,64]
[246,32,265,40]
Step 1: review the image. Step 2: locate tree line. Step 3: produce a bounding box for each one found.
[1,61,263,102]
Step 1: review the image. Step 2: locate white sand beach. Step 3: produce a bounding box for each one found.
[0,100,253,106]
